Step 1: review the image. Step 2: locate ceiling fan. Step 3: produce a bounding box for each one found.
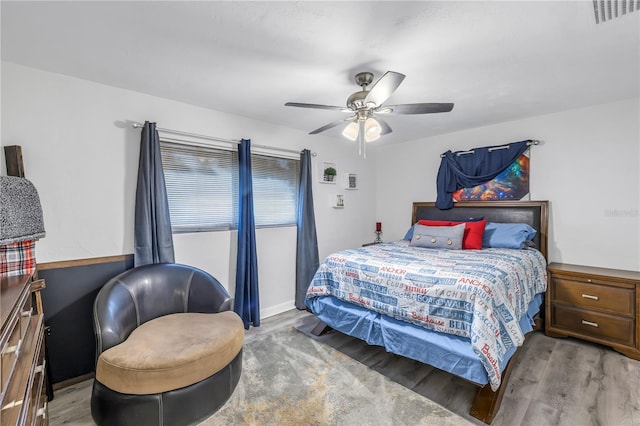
[285,71,454,156]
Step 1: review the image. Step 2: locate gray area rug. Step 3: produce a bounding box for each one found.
[202,326,472,426]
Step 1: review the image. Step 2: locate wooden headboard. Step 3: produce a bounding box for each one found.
[412,201,549,259]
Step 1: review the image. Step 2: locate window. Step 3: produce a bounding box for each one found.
[251,153,300,227]
[161,141,238,230]
[160,141,299,231]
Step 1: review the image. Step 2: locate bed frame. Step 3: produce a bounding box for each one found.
[311,200,549,424]
[412,200,548,259]
[412,201,548,423]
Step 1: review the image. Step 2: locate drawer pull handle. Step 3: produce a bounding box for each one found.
[5,339,23,356]
[582,320,599,328]
[20,308,32,317]
[586,279,592,283]
[2,399,23,410]
[581,293,599,301]
[37,401,48,418]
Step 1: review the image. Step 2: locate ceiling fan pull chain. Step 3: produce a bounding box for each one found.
[358,120,365,156]
[363,136,367,159]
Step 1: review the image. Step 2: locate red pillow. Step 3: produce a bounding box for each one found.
[417,219,487,250]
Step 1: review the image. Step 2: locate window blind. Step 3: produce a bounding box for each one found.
[160,141,299,231]
[252,153,300,227]
[161,141,238,230]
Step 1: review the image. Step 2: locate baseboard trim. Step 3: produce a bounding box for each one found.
[261,300,295,319]
[53,372,95,390]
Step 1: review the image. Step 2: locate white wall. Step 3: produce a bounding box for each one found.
[1,62,379,317]
[376,98,640,271]
[3,62,638,320]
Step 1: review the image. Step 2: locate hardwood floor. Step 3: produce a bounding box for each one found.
[49,309,640,425]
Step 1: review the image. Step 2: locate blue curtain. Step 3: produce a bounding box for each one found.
[134,121,175,266]
[234,139,260,329]
[295,149,319,310]
[436,140,530,210]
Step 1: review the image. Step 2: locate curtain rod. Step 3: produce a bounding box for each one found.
[440,140,540,158]
[131,122,316,157]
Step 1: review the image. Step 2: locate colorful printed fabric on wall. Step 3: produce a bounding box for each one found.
[453,151,530,201]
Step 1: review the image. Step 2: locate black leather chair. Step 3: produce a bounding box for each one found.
[91,263,243,426]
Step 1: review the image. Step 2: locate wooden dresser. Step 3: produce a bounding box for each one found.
[546,262,640,360]
[0,274,48,425]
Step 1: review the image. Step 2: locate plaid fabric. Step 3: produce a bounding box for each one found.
[0,240,36,277]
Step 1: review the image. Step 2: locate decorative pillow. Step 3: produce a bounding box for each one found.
[417,219,487,250]
[403,224,417,241]
[404,217,483,241]
[482,222,537,249]
[409,223,465,250]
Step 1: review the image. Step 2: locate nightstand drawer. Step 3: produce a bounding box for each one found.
[552,304,635,346]
[553,277,634,316]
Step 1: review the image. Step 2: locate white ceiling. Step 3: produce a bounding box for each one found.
[2,1,639,145]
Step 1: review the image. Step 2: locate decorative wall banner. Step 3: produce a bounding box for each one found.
[453,151,530,202]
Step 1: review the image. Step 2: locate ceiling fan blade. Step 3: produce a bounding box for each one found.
[309,117,354,134]
[364,71,406,107]
[285,102,349,112]
[383,103,454,114]
[375,117,393,135]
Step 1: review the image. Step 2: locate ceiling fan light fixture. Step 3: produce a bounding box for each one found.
[342,121,359,141]
[365,118,381,142]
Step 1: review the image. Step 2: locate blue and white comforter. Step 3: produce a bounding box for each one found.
[306,241,547,391]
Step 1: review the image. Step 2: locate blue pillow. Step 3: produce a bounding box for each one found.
[482,222,537,249]
[403,217,483,241]
[403,224,417,241]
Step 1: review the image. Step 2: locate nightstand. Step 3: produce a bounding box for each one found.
[546,262,640,360]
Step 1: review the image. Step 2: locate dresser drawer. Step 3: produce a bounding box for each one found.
[1,313,21,399]
[552,304,635,346]
[1,314,45,425]
[1,284,32,398]
[552,277,634,316]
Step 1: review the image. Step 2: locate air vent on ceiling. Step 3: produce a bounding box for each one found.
[593,0,639,24]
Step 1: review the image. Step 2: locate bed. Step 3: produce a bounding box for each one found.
[305,201,549,424]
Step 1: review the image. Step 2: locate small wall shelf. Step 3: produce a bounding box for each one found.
[332,194,345,208]
[320,161,337,184]
[344,173,358,189]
